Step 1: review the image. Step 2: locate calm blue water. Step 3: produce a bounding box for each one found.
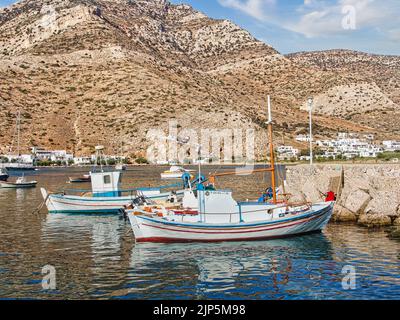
[0,167,399,299]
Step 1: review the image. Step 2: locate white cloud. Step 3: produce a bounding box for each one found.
[218,0,275,21]
[219,0,400,41]
[287,0,400,38]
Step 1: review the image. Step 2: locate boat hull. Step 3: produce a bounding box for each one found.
[128,202,334,243]
[0,182,37,188]
[161,173,184,179]
[41,188,185,214]
[0,174,9,181]
[5,166,36,172]
[69,177,91,183]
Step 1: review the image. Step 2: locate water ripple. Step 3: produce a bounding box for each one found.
[0,167,400,299]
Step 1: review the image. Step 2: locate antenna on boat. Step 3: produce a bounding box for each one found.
[267,96,277,204]
[95,145,105,172]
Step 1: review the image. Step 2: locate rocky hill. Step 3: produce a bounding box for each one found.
[0,0,399,159]
[288,50,400,134]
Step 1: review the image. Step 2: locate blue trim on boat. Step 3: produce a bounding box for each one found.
[49,209,121,215]
[238,201,276,206]
[138,187,162,191]
[137,204,333,229]
[93,191,122,197]
[63,183,183,194]
[50,191,184,202]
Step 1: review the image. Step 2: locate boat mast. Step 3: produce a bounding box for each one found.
[197,144,201,185]
[16,110,22,166]
[267,96,277,204]
[308,97,313,172]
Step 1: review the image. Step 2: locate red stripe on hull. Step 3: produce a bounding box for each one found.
[141,210,326,235]
[136,230,323,243]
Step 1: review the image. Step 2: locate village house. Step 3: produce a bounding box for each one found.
[315,132,384,159]
[383,141,400,152]
[277,146,299,161]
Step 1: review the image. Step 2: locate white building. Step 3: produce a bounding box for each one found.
[2,154,34,164]
[277,146,299,161]
[383,141,400,152]
[300,155,311,161]
[73,157,92,165]
[51,150,74,162]
[31,147,73,163]
[315,133,384,159]
[316,151,341,160]
[73,154,126,165]
[296,134,311,142]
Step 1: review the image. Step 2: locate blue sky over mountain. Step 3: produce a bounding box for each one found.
[1,0,399,55]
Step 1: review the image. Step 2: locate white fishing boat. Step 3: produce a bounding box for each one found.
[0,176,37,188]
[41,169,186,214]
[3,163,36,172]
[2,110,36,172]
[68,174,91,183]
[127,195,334,243]
[41,146,186,214]
[161,166,193,179]
[127,96,335,243]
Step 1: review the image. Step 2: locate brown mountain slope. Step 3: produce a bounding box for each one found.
[0,0,399,158]
[287,50,400,134]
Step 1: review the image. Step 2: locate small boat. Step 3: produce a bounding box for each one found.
[5,163,37,172]
[4,110,36,172]
[127,96,335,243]
[41,145,190,214]
[127,196,334,243]
[68,174,91,183]
[0,168,9,181]
[41,146,190,214]
[0,176,37,188]
[161,166,193,179]
[41,171,186,214]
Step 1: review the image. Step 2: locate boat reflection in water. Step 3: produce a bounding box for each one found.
[128,233,335,299]
[41,214,133,297]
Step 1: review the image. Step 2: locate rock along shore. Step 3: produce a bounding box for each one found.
[284,164,400,228]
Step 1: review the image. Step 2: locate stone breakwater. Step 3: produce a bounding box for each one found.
[284,164,400,228]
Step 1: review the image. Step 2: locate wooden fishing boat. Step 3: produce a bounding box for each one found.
[161,166,194,179]
[127,198,334,243]
[68,174,91,183]
[126,96,335,243]
[3,110,36,172]
[0,176,37,188]
[41,146,188,214]
[5,163,36,172]
[42,170,186,214]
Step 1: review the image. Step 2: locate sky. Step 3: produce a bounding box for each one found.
[1,0,399,55]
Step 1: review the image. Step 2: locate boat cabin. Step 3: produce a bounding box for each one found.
[90,171,121,197]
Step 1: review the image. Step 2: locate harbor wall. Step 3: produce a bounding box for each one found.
[284,164,400,228]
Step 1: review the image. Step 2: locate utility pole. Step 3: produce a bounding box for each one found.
[308,97,313,173]
[267,95,277,204]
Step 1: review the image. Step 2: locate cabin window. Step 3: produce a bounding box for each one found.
[103,175,111,184]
